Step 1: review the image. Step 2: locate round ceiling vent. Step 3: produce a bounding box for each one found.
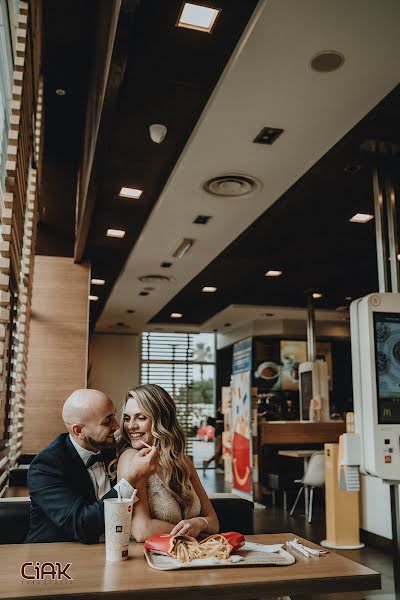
[203,175,260,197]
[138,274,173,284]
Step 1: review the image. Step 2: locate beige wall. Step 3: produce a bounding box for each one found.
[88,334,140,415]
[23,256,89,453]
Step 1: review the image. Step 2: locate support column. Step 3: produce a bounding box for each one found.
[306,294,316,362]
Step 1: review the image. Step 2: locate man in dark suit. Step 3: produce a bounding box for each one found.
[26,388,157,544]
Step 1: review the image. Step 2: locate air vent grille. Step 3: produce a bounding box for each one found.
[138,274,173,284]
[203,175,260,197]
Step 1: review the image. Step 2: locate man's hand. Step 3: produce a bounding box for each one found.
[119,447,158,487]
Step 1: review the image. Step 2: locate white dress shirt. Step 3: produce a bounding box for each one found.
[69,435,135,500]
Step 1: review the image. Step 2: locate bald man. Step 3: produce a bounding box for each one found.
[26,389,157,544]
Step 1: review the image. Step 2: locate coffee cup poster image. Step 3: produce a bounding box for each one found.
[231,371,252,497]
[253,360,281,390]
[280,341,307,390]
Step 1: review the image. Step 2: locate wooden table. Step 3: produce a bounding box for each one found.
[278,449,320,516]
[0,533,380,599]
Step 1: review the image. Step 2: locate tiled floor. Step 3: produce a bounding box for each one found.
[198,469,397,599]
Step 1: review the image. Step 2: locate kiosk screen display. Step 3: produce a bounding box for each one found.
[373,311,400,424]
[300,370,312,420]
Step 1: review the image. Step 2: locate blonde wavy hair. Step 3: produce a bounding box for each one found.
[117,384,195,517]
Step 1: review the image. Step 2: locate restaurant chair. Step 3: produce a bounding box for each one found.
[0,494,255,543]
[209,493,254,534]
[289,451,325,523]
[9,464,29,487]
[0,498,30,543]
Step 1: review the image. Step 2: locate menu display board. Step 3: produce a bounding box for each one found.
[373,311,400,424]
[280,341,307,391]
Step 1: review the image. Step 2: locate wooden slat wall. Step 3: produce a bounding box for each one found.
[0,1,43,496]
[23,256,90,454]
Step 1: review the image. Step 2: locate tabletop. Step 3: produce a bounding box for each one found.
[278,449,319,458]
[0,533,381,600]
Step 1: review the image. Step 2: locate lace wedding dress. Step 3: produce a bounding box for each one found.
[147,474,201,522]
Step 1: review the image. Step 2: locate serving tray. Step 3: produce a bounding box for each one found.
[144,547,295,570]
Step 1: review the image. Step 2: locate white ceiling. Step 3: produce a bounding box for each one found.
[97,0,400,334]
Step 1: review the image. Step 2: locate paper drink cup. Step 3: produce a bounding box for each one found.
[104,498,133,561]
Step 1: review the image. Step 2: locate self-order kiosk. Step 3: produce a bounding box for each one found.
[350,293,400,481]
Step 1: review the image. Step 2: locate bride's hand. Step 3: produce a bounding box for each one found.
[170,517,205,538]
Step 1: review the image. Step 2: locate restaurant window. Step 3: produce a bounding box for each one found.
[141,332,216,463]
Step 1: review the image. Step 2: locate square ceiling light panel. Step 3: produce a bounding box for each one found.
[119,187,142,199]
[177,3,221,33]
[349,213,374,223]
[107,229,126,238]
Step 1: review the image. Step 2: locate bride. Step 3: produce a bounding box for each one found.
[116,384,219,542]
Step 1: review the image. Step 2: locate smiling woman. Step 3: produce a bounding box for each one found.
[116,384,219,542]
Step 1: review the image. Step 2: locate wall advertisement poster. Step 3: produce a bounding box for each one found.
[231,338,253,500]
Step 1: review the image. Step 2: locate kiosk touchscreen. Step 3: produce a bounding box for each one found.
[350,293,400,480]
[299,360,329,421]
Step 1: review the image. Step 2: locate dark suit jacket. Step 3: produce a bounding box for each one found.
[26,433,117,544]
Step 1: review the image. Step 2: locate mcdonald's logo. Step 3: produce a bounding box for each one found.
[383,408,392,417]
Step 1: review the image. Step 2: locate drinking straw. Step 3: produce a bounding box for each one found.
[117,487,121,502]
[130,489,137,502]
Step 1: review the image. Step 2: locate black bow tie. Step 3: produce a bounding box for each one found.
[86,453,104,468]
[86,448,116,469]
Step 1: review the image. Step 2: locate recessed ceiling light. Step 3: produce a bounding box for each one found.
[313,293,322,299]
[172,238,195,258]
[177,3,220,33]
[310,50,345,72]
[171,312,183,319]
[253,127,284,145]
[88,295,99,301]
[55,88,66,96]
[265,270,283,277]
[349,213,374,223]
[91,278,105,285]
[345,296,352,301]
[119,187,143,199]
[202,286,217,293]
[126,309,135,314]
[138,274,173,283]
[193,215,212,225]
[161,261,173,268]
[106,228,126,238]
[224,322,231,327]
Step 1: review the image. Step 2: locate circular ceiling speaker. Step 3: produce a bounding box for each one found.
[138,274,173,283]
[310,50,345,72]
[203,174,260,197]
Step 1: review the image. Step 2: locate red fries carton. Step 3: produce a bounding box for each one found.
[144,531,245,558]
